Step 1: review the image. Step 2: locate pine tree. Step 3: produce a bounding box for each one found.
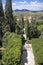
[5,0,15,32]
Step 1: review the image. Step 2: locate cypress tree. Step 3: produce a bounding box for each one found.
[21,15,24,28]
[0,0,4,46]
[5,0,15,32]
[25,19,29,37]
[0,0,4,17]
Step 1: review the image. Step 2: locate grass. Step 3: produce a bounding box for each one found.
[28,38,43,65]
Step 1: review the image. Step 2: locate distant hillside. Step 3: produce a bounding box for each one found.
[13,9,29,12]
[13,9,43,13]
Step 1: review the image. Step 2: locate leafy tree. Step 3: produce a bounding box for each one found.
[5,0,15,32]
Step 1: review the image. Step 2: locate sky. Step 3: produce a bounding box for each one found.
[2,0,43,11]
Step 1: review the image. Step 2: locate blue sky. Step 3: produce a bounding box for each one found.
[2,0,43,11]
[2,0,43,3]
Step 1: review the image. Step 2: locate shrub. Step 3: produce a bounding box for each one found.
[29,38,43,65]
[2,32,22,65]
[38,25,43,31]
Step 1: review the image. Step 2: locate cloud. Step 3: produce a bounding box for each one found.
[3,1,43,11]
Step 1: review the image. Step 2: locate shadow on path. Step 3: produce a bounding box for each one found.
[21,49,28,65]
[21,35,28,65]
[22,36,26,45]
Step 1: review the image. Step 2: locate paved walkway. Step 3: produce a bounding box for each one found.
[22,43,35,65]
[21,28,35,65]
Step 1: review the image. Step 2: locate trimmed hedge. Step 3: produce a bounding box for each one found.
[38,25,43,31]
[37,20,43,25]
[2,32,22,65]
[29,38,43,65]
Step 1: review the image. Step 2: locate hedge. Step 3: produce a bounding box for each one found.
[29,38,43,65]
[2,32,22,65]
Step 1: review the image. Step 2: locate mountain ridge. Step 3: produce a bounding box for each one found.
[13,9,43,13]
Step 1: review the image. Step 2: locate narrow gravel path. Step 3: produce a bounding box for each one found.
[21,28,35,65]
[22,43,35,65]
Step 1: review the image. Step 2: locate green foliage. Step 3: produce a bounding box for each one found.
[40,32,43,38]
[25,19,29,37]
[26,19,41,39]
[2,32,22,65]
[0,0,6,47]
[38,25,43,31]
[0,0,10,44]
[0,0,10,36]
[2,32,11,47]
[5,0,15,32]
[13,15,17,31]
[21,15,24,28]
[29,25,41,38]
[15,18,24,34]
[0,0,4,39]
[16,25,23,34]
[15,25,20,34]
[29,38,43,65]
[0,0,4,17]
[37,20,43,25]
[0,50,2,59]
